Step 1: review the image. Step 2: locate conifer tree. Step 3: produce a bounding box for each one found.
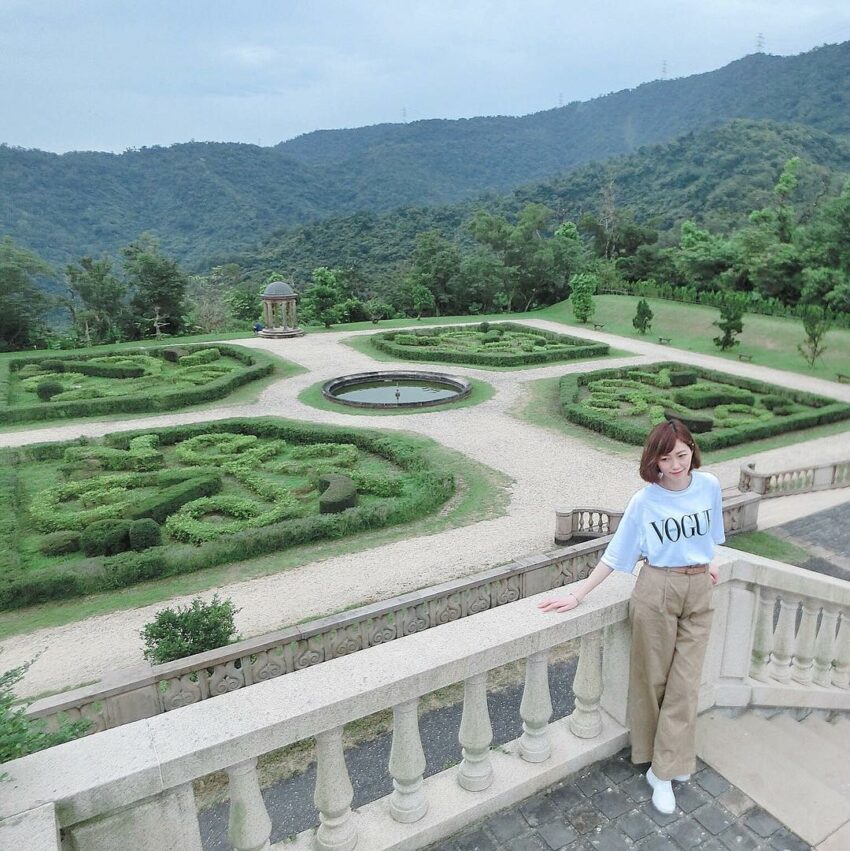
[632,298,653,334]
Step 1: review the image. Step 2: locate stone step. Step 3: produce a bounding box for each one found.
[697,710,850,846]
[768,713,850,794]
[801,714,850,759]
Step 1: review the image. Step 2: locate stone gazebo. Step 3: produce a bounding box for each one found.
[258,280,304,338]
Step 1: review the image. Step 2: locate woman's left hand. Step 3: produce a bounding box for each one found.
[708,563,719,585]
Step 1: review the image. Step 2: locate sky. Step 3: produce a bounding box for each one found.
[2,0,850,154]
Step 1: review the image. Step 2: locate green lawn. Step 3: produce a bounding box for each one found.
[723,530,811,564]
[535,296,850,380]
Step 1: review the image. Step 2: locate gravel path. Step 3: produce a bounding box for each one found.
[4,322,849,698]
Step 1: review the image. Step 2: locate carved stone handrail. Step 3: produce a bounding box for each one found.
[554,507,623,545]
[4,554,850,851]
[739,458,850,498]
[25,492,761,733]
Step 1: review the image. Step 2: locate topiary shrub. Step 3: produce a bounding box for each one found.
[36,380,64,401]
[161,347,188,363]
[664,409,714,433]
[80,518,133,557]
[669,370,698,387]
[39,359,65,373]
[129,519,162,551]
[140,595,240,664]
[178,348,220,367]
[318,474,358,514]
[127,473,222,524]
[38,530,81,556]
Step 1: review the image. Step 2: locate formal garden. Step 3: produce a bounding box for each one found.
[370,321,609,367]
[560,361,850,450]
[0,344,280,425]
[0,418,455,612]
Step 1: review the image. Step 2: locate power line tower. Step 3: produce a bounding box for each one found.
[756,32,765,53]
[661,60,667,80]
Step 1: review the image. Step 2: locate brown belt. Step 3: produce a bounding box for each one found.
[648,563,708,575]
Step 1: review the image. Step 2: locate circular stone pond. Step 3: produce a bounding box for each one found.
[322,371,472,409]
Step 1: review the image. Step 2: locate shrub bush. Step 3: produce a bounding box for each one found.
[39,359,65,372]
[127,473,222,524]
[318,474,358,514]
[140,595,240,664]
[161,347,188,363]
[36,380,64,401]
[80,519,133,557]
[178,348,220,367]
[38,530,81,556]
[673,384,755,409]
[129,519,162,551]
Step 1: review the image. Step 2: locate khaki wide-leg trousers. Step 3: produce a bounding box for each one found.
[628,564,714,780]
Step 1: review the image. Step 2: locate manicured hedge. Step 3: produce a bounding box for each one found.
[560,361,850,450]
[0,344,274,425]
[371,322,609,367]
[0,418,454,610]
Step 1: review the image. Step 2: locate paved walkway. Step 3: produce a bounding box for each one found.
[3,323,850,698]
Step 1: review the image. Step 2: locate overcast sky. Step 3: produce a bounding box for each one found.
[2,0,849,154]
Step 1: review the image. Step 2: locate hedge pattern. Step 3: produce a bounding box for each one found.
[371,322,609,367]
[560,361,850,450]
[0,418,454,610]
[0,344,274,425]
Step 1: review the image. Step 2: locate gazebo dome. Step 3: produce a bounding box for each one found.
[262,280,296,298]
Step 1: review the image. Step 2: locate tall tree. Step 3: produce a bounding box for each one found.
[0,237,53,351]
[712,297,744,351]
[300,267,360,328]
[64,256,128,345]
[405,230,461,316]
[122,236,188,338]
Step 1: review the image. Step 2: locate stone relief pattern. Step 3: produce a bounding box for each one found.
[208,660,245,696]
[161,672,208,711]
[430,592,463,625]
[462,585,491,616]
[400,602,430,635]
[491,576,522,606]
[293,635,325,670]
[327,624,363,659]
[249,648,288,683]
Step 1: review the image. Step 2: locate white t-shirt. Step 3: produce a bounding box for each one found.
[601,470,725,573]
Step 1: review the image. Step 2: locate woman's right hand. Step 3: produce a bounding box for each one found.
[538,592,581,613]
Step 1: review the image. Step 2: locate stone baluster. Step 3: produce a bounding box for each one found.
[832,612,850,689]
[519,650,552,762]
[791,600,819,685]
[389,698,428,822]
[314,727,357,851]
[569,630,603,738]
[226,759,272,851]
[750,590,776,682]
[813,608,839,687]
[457,671,494,791]
[769,596,798,683]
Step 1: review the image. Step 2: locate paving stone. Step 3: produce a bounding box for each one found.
[520,793,562,827]
[693,767,731,797]
[694,840,727,851]
[742,806,784,838]
[576,767,613,797]
[691,802,735,836]
[591,788,633,819]
[425,842,458,851]
[481,810,528,843]
[505,833,548,850]
[587,826,631,851]
[567,800,610,835]
[635,835,679,851]
[548,782,586,812]
[769,826,811,851]
[455,827,499,851]
[615,808,656,842]
[717,823,765,851]
[537,817,578,850]
[715,787,755,818]
[600,755,637,784]
[671,782,711,814]
[641,799,680,827]
[663,816,709,849]
[620,774,653,803]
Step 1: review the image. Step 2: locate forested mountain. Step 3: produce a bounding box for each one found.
[239,120,850,284]
[2,41,850,270]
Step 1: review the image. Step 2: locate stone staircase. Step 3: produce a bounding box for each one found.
[697,709,850,849]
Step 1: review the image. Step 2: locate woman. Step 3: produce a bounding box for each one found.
[539,418,724,814]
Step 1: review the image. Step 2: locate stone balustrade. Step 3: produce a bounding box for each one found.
[554,507,623,545]
[4,553,850,851]
[26,492,761,734]
[739,458,850,498]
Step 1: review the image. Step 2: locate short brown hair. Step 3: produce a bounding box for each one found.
[639,418,702,483]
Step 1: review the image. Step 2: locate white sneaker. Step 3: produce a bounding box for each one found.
[646,766,677,814]
[673,773,691,782]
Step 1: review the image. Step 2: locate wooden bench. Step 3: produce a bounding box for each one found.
[737,353,753,362]
[592,323,605,331]
[838,373,850,384]
[658,336,671,345]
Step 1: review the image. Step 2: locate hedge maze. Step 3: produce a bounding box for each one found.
[561,362,850,451]
[0,419,454,611]
[0,344,276,425]
[371,322,609,367]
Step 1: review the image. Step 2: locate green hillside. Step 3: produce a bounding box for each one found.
[2,41,850,270]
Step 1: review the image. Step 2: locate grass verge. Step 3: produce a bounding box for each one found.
[723,530,812,565]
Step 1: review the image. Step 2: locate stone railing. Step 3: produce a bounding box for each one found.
[739,458,850,498]
[5,553,849,851]
[26,492,760,734]
[554,507,623,545]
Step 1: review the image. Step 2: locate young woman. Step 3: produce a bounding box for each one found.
[539,418,724,814]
